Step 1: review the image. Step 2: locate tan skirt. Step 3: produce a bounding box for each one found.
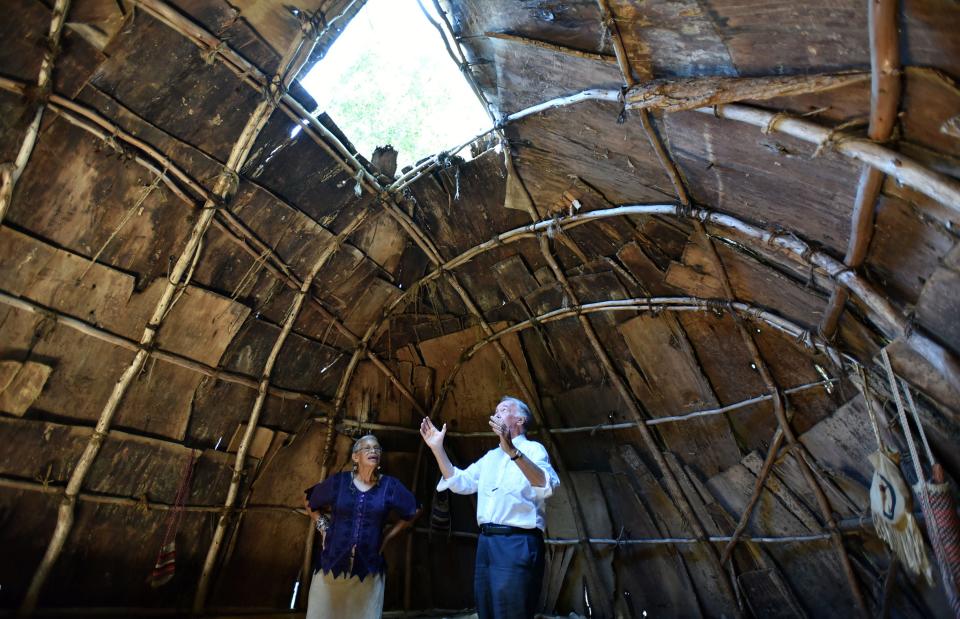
[306,569,385,619]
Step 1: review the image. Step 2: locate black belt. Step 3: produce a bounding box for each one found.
[480,524,542,537]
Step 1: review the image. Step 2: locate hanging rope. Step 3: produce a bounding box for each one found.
[881,350,960,615]
[147,451,198,588]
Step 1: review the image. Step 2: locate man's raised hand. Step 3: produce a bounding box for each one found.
[419,416,447,450]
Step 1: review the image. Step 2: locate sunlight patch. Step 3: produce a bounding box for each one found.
[300,0,491,173]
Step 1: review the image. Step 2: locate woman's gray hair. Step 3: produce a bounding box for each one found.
[500,396,534,433]
[352,434,380,452]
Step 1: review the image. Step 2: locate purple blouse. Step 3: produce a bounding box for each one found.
[305,472,417,580]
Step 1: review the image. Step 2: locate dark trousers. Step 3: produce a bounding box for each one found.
[474,531,545,619]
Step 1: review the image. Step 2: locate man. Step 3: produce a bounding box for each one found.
[419,396,560,619]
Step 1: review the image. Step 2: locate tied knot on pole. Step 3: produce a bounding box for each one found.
[794,329,818,352]
[616,86,628,124]
[676,202,695,220]
[217,167,240,200]
[614,526,626,549]
[811,118,865,158]
[761,112,790,135]
[201,42,227,66]
[298,9,322,40]
[705,298,729,317]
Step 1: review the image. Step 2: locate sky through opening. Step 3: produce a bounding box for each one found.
[300,0,492,172]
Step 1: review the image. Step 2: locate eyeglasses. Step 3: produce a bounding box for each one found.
[356,446,382,454]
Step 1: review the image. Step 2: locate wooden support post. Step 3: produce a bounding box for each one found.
[192,207,368,612]
[19,21,311,616]
[818,0,901,340]
[0,0,71,224]
[296,416,338,609]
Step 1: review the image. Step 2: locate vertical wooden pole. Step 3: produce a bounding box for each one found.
[0,0,71,224]
[193,207,366,612]
[818,0,900,339]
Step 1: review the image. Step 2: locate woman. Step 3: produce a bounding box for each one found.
[303,434,419,619]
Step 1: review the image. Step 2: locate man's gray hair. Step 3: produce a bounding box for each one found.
[500,396,534,434]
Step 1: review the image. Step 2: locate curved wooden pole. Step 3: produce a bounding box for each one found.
[429,297,849,420]
[0,73,425,420]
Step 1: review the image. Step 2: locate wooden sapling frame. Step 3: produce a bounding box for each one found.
[500,73,868,125]
[0,0,71,224]
[20,20,311,616]
[0,75,426,420]
[818,0,901,339]
[373,201,960,401]
[697,103,960,215]
[540,235,745,615]
[634,84,866,613]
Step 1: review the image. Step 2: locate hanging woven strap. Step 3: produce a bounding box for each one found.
[148,451,198,588]
[928,465,960,618]
[881,350,960,616]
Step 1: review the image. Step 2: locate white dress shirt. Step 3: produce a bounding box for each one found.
[436,434,560,531]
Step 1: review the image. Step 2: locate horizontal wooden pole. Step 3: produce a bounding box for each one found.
[412,514,879,545]
[700,103,960,214]
[0,475,302,515]
[500,72,867,123]
[327,377,836,437]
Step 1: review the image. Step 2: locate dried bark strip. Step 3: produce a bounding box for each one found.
[0,0,71,224]
[819,0,901,339]
[0,290,331,408]
[19,23,310,617]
